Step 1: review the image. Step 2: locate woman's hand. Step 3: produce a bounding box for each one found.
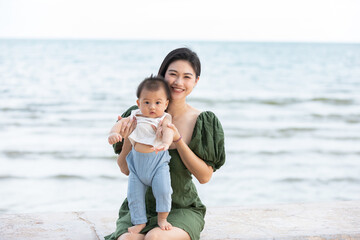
[167,123,181,142]
[153,121,181,143]
[117,116,137,140]
[152,119,164,141]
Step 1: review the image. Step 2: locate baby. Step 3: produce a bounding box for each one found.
[108,76,173,234]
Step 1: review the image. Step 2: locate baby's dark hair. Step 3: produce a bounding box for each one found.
[136,75,171,100]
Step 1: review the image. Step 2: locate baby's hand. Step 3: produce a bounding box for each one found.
[108,132,122,145]
[152,144,169,154]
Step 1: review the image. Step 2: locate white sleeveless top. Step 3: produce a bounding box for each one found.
[128,109,170,147]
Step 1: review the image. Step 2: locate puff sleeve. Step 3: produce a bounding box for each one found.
[188,111,226,172]
[113,105,138,154]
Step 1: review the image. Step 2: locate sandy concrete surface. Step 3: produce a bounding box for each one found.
[1,201,359,240]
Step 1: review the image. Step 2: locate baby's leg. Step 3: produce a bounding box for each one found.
[151,163,173,230]
[127,170,148,234]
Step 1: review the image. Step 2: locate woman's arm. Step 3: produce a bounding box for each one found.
[117,138,132,175]
[153,115,174,153]
[168,124,213,184]
[160,115,174,147]
[115,116,137,175]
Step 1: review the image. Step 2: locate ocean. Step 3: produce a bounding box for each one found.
[0,39,359,214]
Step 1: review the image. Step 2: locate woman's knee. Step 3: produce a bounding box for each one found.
[118,232,145,240]
[144,229,162,240]
[117,233,130,240]
[144,227,190,240]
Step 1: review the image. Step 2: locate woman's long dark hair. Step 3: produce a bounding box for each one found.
[158,48,201,78]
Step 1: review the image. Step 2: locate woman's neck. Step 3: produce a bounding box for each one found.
[167,99,189,118]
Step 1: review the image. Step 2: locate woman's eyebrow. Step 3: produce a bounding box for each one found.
[168,69,193,76]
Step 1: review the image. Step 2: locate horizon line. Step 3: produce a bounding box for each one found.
[0,37,359,45]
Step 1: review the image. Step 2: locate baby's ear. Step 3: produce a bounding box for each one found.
[165,99,169,108]
[136,99,140,107]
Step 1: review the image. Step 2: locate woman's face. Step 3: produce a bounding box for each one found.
[164,60,199,101]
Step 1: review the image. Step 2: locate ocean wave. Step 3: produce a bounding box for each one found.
[2,150,115,160]
[0,175,24,180]
[190,97,357,106]
[277,177,360,184]
[48,174,118,180]
[49,174,84,180]
[226,150,360,156]
[310,114,360,124]
[310,97,355,105]
[226,127,318,139]
[276,177,304,183]
[226,127,360,140]
[314,136,360,141]
[313,150,360,156]
[0,174,119,181]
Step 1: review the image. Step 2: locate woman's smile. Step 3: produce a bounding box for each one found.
[171,86,185,93]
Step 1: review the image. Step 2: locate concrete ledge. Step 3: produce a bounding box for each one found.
[1,201,359,240]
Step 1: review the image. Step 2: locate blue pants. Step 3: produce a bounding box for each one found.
[126,149,172,225]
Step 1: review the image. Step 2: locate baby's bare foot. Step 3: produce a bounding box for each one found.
[128,223,146,234]
[158,218,172,231]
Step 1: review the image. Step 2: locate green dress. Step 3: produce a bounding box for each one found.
[105,106,225,240]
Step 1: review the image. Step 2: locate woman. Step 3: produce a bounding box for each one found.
[105,48,225,240]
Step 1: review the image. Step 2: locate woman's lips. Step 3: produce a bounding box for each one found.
[171,86,184,93]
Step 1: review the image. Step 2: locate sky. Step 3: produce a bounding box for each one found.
[0,0,359,43]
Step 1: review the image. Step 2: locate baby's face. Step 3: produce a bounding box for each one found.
[137,88,169,118]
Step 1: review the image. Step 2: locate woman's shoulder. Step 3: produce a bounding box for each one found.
[186,105,218,121]
[121,105,138,117]
[192,110,224,139]
[195,110,221,125]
